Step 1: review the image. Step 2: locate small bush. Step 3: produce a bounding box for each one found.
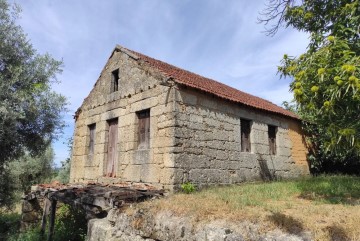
[0,212,21,240]
[7,227,42,241]
[53,204,87,241]
[3,204,87,241]
[181,182,196,194]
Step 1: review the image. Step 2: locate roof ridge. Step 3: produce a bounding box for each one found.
[118,45,299,120]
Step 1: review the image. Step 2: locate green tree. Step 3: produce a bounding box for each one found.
[9,146,55,193]
[259,1,360,161]
[0,0,67,207]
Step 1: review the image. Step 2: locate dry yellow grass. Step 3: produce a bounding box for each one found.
[137,176,360,241]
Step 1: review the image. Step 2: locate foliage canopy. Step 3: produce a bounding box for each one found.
[0,0,67,207]
[9,146,55,192]
[260,0,360,159]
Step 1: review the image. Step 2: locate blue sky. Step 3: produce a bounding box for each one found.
[15,0,308,166]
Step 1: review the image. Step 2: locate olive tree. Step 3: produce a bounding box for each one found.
[0,0,67,207]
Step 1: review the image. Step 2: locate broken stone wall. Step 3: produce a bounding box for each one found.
[20,198,44,230]
[70,49,177,190]
[171,87,309,187]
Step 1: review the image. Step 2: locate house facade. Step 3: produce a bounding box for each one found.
[70,45,309,190]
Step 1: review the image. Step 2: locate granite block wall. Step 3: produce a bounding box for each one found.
[171,87,309,188]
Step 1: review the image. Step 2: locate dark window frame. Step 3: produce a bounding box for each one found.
[137,109,150,150]
[268,125,277,155]
[87,123,96,163]
[241,119,251,152]
[88,124,96,155]
[111,69,119,93]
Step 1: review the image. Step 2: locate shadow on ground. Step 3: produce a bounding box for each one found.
[268,212,354,241]
[267,212,304,236]
[326,225,351,241]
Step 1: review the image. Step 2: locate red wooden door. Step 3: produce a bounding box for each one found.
[106,119,118,177]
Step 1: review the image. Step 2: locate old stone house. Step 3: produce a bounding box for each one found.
[70,45,309,190]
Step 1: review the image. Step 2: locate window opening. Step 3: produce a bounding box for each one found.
[241,119,251,152]
[137,109,150,149]
[111,69,119,92]
[88,124,96,157]
[268,125,277,155]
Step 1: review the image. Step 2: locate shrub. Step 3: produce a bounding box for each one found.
[0,212,20,240]
[4,204,87,241]
[53,204,87,241]
[181,182,196,194]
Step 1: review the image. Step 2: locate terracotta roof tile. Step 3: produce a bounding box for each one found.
[122,47,299,120]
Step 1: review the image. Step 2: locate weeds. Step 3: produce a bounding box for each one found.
[52,205,87,241]
[7,227,43,241]
[0,212,20,241]
[1,204,87,241]
[181,182,196,194]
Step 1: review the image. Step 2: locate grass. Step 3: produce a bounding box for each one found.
[138,175,360,241]
[2,175,359,240]
[297,175,360,204]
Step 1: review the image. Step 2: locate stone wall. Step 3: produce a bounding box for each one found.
[87,208,311,241]
[70,48,178,190]
[170,87,309,187]
[21,198,44,230]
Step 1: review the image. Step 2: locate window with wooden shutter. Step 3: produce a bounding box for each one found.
[137,109,150,149]
[241,119,251,152]
[111,69,119,93]
[268,125,277,155]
